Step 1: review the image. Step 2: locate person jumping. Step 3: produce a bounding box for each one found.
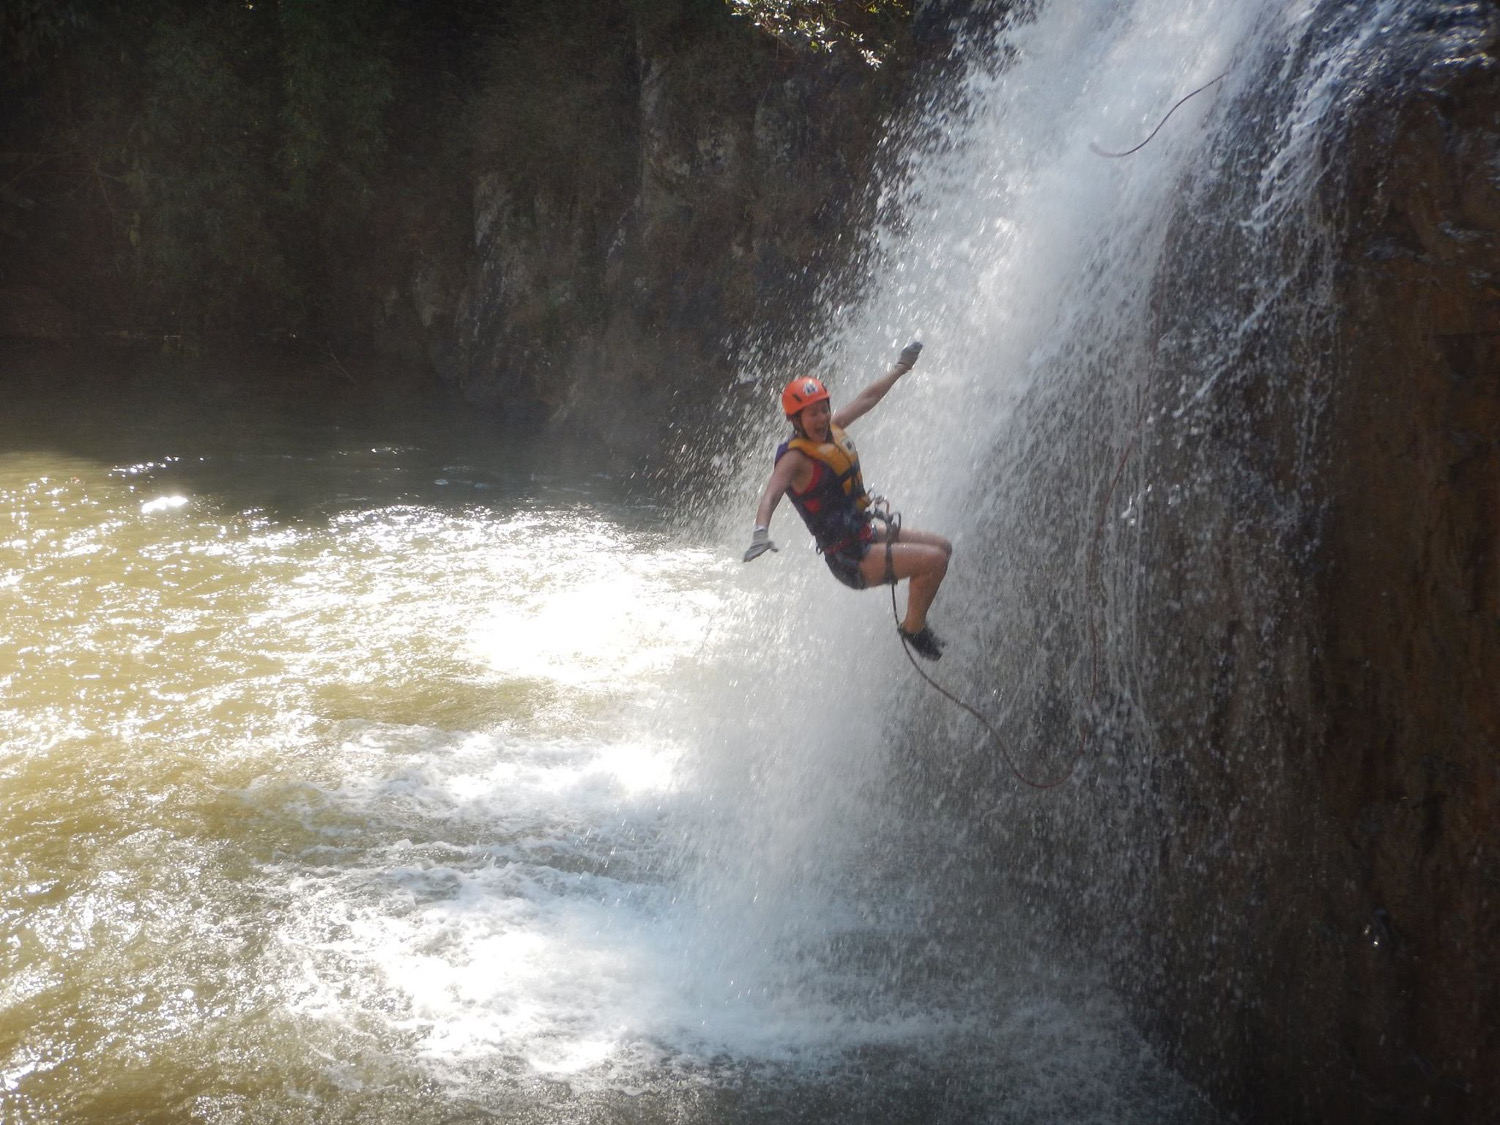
[742,341,952,660]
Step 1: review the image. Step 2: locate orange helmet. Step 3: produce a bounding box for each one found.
[781,376,829,418]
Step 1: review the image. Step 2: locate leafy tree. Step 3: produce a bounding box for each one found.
[724,0,913,66]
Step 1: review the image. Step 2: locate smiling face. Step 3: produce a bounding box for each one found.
[796,399,832,442]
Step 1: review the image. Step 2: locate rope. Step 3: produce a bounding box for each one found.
[889,434,1139,790]
[1089,72,1229,159]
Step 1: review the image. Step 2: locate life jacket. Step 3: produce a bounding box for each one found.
[775,423,872,553]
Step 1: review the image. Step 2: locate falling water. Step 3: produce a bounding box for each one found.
[704,0,1485,1112]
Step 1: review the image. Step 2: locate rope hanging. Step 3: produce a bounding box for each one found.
[888,434,1138,790]
[1089,72,1229,158]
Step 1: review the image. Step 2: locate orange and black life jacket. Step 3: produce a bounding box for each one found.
[775,424,872,553]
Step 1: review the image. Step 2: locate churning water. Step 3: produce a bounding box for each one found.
[0,376,1217,1123]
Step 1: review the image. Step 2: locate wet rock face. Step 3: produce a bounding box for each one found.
[0,286,73,342]
[1310,39,1499,1124]
[1109,25,1500,1125]
[939,14,1499,1125]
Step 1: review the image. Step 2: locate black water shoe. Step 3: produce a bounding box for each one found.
[899,625,943,661]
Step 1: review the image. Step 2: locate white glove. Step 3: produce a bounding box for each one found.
[743,527,777,562]
[897,340,923,367]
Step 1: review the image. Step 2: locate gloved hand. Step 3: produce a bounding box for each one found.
[743,527,777,562]
[897,340,923,368]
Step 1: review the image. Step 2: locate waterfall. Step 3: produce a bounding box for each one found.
[690,0,1495,1108]
[4,1,1489,1119]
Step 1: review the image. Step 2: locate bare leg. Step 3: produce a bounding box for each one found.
[874,524,952,558]
[858,534,950,633]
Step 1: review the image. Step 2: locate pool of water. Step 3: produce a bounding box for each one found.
[0,369,1216,1123]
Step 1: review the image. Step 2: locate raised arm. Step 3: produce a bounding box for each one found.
[832,341,923,429]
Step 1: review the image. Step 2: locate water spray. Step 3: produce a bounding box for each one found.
[886,418,1136,791]
[877,66,1235,788]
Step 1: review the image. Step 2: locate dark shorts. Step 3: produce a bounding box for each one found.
[823,537,874,590]
[823,540,870,589]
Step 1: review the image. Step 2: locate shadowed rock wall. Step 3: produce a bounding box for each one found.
[1311,34,1499,1121]
[429,6,914,460]
[0,1,925,461]
[923,11,1498,1124]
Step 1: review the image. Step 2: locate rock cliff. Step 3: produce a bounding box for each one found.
[3,4,1494,1120]
[417,7,912,460]
[0,1,914,463]
[922,11,1498,1123]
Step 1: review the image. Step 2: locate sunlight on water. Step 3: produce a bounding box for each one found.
[0,389,1220,1121]
[465,530,724,692]
[0,421,732,1120]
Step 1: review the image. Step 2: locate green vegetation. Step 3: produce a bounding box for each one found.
[725,0,913,66]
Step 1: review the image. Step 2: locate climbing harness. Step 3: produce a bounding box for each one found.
[1089,71,1229,158]
[880,431,1137,790]
[867,498,900,585]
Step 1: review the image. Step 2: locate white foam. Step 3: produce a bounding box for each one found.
[140,494,190,514]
